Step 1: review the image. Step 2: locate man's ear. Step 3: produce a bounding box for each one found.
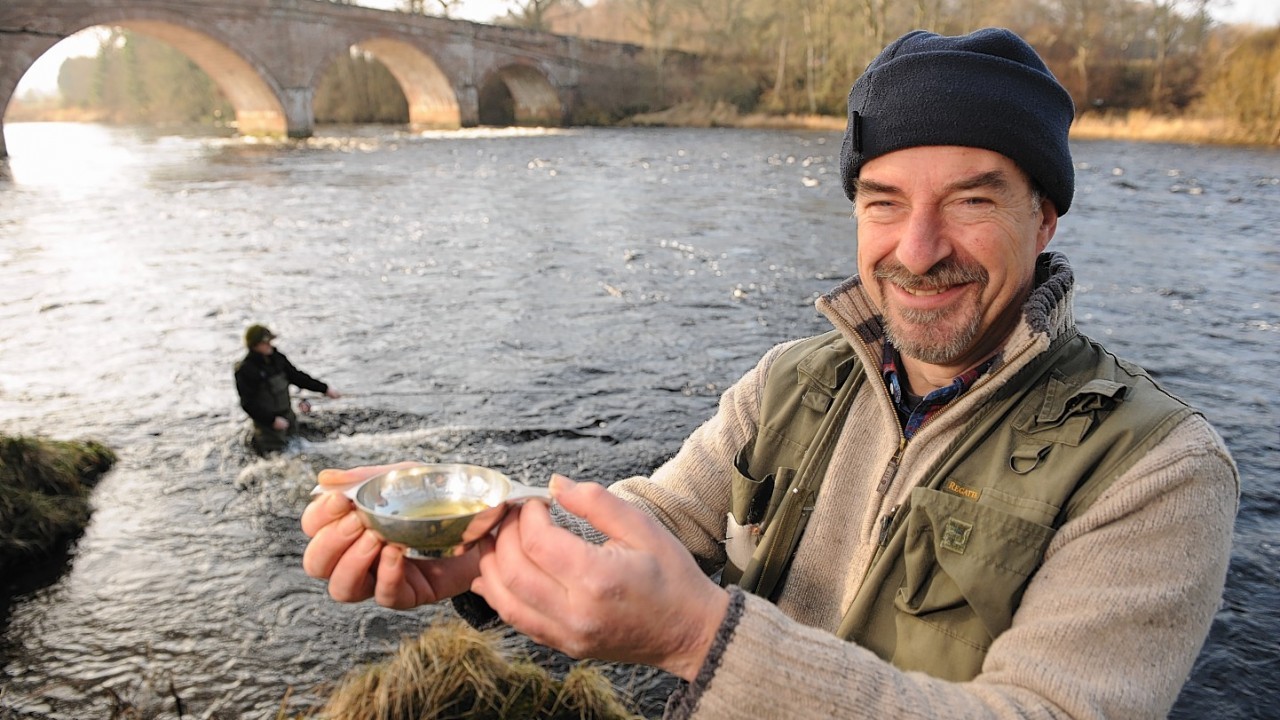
[1036,198,1058,253]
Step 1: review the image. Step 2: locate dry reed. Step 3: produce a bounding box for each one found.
[626,101,1277,147]
[318,621,643,720]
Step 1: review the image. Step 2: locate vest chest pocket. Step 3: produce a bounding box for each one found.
[889,486,1055,678]
[723,444,799,588]
[266,370,292,413]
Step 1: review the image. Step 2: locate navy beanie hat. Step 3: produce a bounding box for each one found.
[840,28,1076,214]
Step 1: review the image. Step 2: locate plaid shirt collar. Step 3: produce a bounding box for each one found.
[881,341,997,439]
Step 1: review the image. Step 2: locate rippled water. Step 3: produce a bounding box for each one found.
[0,122,1276,719]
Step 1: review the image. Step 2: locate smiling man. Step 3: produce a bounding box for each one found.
[303,28,1238,719]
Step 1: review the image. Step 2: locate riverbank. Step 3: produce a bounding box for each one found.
[626,101,1280,148]
[0,435,116,586]
[8,98,1275,148]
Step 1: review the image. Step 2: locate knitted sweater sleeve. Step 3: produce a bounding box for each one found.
[608,340,799,572]
[668,414,1238,720]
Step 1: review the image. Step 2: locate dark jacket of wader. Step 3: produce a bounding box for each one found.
[721,327,1196,681]
[234,350,328,452]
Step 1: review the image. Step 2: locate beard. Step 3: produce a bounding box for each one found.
[872,259,989,365]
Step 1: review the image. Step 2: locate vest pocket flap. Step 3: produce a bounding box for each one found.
[730,445,773,526]
[895,487,1056,643]
[796,344,855,395]
[1033,373,1127,429]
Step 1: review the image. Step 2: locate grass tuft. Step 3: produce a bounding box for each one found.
[0,434,116,576]
[319,621,644,720]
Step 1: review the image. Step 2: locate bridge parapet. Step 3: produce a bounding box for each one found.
[0,0,699,157]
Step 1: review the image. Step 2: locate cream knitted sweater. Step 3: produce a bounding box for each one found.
[610,252,1238,719]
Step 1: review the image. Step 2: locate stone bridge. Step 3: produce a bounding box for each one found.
[0,0,697,157]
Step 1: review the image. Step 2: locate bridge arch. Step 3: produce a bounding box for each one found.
[3,11,293,138]
[1,0,696,158]
[114,19,288,137]
[350,37,461,130]
[478,64,563,127]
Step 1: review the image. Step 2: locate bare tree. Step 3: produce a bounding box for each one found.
[401,0,465,17]
[506,0,573,30]
[1046,0,1115,110]
[682,0,754,55]
[913,0,943,30]
[627,0,674,100]
[1200,26,1280,141]
[1149,0,1212,110]
[860,0,889,63]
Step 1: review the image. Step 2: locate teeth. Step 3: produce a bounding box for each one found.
[903,286,947,297]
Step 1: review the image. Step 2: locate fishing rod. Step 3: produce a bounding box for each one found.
[293,389,568,400]
[292,384,714,406]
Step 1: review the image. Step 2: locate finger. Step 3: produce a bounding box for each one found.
[373,546,483,610]
[502,505,577,606]
[326,527,384,603]
[301,490,354,537]
[302,509,363,577]
[474,508,528,591]
[315,461,421,489]
[474,509,546,598]
[473,515,566,647]
[412,546,483,601]
[374,544,423,610]
[510,495,595,580]
[549,475,663,550]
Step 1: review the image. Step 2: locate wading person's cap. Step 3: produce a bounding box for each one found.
[245,324,275,348]
[840,27,1076,214]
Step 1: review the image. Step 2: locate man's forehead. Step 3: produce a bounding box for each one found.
[856,146,1031,189]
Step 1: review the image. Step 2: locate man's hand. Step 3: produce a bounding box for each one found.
[325,387,342,399]
[272,416,290,431]
[472,475,729,682]
[301,463,480,609]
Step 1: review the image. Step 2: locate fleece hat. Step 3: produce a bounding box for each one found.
[244,324,275,348]
[840,28,1076,214]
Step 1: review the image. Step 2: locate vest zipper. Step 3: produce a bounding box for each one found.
[876,504,901,547]
[832,316,909,498]
[876,437,906,494]
[863,503,903,574]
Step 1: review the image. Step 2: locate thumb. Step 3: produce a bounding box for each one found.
[549,474,662,550]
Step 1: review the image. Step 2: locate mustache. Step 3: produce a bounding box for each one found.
[872,259,988,289]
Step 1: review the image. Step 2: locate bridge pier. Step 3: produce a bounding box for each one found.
[281,87,315,139]
[458,85,479,127]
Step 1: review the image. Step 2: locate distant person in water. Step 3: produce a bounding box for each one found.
[234,324,341,455]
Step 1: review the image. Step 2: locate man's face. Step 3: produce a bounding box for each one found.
[853,146,1057,373]
[253,340,274,355]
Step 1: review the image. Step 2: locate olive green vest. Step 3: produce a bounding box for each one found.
[242,360,294,420]
[722,329,1196,681]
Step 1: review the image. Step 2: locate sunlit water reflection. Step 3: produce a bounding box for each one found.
[0,122,1276,719]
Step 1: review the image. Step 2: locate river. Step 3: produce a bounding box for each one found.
[0,122,1276,719]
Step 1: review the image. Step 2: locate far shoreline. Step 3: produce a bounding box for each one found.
[6,100,1277,150]
[624,101,1280,149]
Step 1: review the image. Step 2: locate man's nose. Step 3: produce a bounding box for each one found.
[894,207,952,276]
